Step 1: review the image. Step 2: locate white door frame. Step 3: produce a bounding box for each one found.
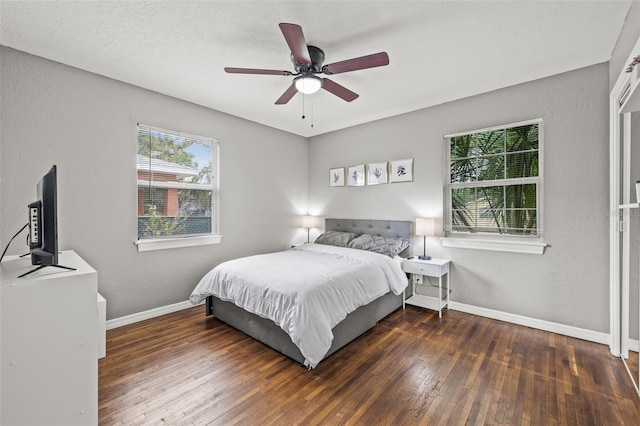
[610,34,640,366]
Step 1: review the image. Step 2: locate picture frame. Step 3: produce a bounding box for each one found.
[389,158,413,183]
[347,164,366,186]
[329,167,345,187]
[367,162,388,185]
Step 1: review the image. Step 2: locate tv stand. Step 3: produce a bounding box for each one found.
[18,263,77,278]
[1,250,98,425]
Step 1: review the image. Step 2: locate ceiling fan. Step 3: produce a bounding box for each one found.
[224,23,390,105]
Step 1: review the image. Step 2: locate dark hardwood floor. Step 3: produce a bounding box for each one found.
[99,305,640,425]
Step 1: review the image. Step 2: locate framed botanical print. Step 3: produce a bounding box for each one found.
[329,167,345,186]
[389,158,413,183]
[367,162,388,185]
[347,164,365,186]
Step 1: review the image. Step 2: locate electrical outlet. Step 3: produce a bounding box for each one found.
[413,274,423,285]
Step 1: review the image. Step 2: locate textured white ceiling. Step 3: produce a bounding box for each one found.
[0,1,633,137]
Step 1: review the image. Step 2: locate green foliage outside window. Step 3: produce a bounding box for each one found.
[138,132,200,169]
[141,208,186,238]
[448,122,540,236]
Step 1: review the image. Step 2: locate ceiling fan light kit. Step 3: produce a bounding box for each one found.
[224,23,389,105]
[294,75,322,94]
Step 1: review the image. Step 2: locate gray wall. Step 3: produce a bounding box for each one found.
[309,63,610,333]
[0,44,616,334]
[610,0,640,91]
[0,47,308,320]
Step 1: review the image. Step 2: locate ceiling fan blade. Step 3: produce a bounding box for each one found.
[225,67,292,76]
[322,78,359,102]
[279,23,312,65]
[323,52,389,75]
[275,84,298,105]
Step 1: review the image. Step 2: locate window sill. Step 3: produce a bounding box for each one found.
[135,234,222,252]
[441,237,547,255]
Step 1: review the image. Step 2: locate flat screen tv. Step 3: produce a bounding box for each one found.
[19,165,75,278]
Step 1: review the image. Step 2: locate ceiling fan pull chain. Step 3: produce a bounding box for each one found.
[311,100,314,128]
[301,93,306,120]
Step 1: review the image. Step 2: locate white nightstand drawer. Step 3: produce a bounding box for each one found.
[402,260,448,277]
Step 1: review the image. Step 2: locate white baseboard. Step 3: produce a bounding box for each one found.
[106,300,196,330]
[449,301,610,346]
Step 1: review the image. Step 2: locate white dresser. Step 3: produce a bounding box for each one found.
[1,250,98,425]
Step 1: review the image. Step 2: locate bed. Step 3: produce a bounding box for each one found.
[190,219,412,368]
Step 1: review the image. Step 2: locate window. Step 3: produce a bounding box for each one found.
[136,124,220,251]
[443,119,544,253]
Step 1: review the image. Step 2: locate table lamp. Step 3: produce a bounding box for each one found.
[415,218,435,259]
[302,215,317,243]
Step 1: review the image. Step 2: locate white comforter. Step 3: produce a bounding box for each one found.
[190,243,408,368]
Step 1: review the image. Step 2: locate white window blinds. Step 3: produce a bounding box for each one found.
[444,118,543,237]
[137,124,219,239]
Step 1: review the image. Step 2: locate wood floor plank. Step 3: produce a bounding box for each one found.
[99,306,640,425]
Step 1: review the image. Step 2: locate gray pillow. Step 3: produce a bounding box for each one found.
[314,230,358,247]
[347,234,409,258]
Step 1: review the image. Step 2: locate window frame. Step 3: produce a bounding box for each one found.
[134,124,221,252]
[442,118,546,254]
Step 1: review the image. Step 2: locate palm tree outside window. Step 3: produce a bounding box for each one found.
[444,119,543,238]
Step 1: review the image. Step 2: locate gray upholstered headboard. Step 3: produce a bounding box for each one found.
[324,218,413,258]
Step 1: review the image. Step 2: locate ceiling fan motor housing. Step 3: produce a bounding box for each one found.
[292,45,325,73]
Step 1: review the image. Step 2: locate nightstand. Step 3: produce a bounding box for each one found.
[402,257,451,317]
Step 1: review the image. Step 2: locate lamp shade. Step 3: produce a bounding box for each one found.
[294,76,322,94]
[302,215,316,229]
[415,218,435,236]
